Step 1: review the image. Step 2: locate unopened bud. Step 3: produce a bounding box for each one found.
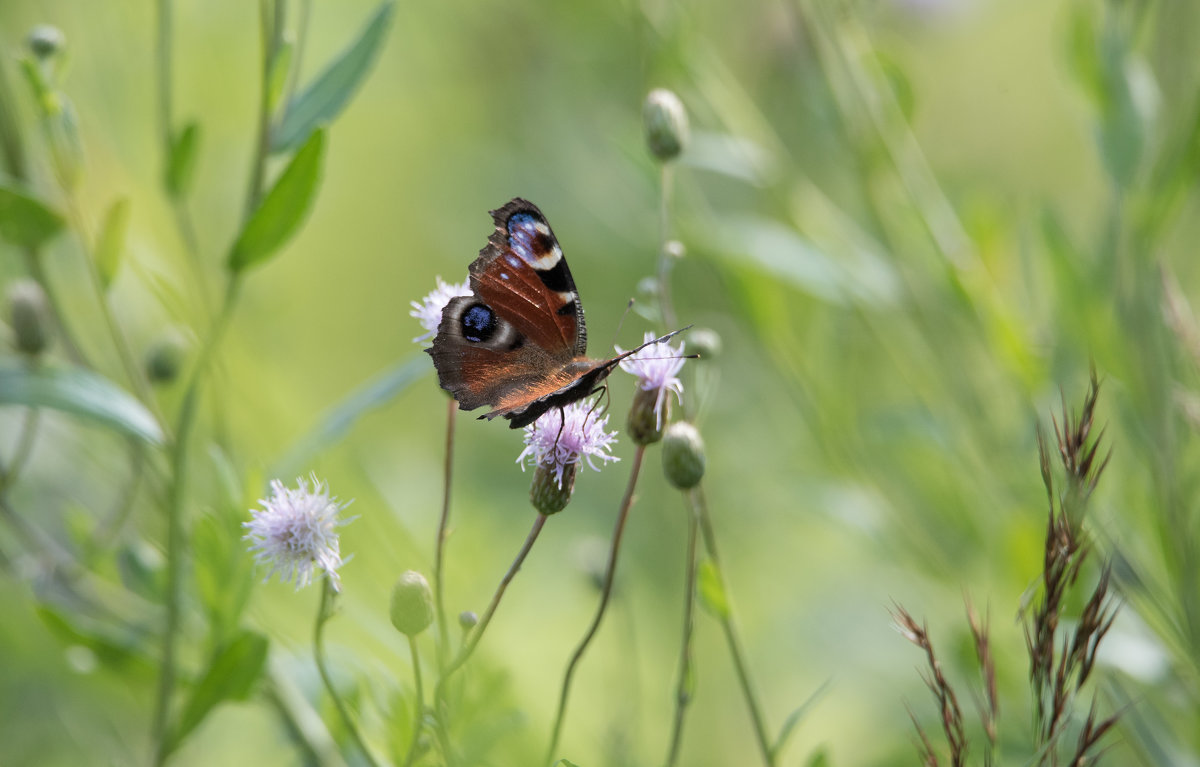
[145,330,188,384]
[27,25,64,60]
[390,570,434,637]
[662,421,705,489]
[530,462,576,515]
[643,88,689,162]
[627,386,666,445]
[458,611,478,631]
[686,327,721,360]
[7,278,52,356]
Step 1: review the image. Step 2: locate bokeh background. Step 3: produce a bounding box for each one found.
[2,0,1199,765]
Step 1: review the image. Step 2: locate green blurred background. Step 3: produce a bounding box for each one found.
[2,0,1200,764]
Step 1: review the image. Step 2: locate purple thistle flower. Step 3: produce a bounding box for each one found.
[410,276,471,343]
[244,475,352,591]
[517,402,619,489]
[618,331,686,430]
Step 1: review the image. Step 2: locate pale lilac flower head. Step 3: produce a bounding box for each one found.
[517,402,619,489]
[410,276,471,342]
[617,331,686,430]
[244,475,352,591]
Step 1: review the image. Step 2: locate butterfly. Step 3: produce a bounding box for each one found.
[426,198,685,428]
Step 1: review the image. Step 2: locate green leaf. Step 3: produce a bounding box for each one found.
[227,128,326,273]
[167,631,269,755]
[554,761,582,767]
[165,121,200,198]
[770,679,831,761]
[0,180,65,249]
[95,196,130,288]
[270,356,428,479]
[0,363,164,444]
[271,0,396,153]
[697,559,730,619]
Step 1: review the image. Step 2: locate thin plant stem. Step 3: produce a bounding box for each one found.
[441,512,548,679]
[545,444,646,765]
[433,512,548,767]
[90,439,148,552]
[63,198,165,428]
[0,407,41,491]
[657,162,678,330]
[401,635,427,767]
[434,398,458,670]
[314,580,385,767]
[246,0,286,220]
[690,485,774,767]
[665,499,700,766]
[282,0,312,113]
[152,280,239,765]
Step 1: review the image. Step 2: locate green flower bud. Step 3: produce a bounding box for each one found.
[145,330,188,384]
[27,25,65,60]
[390,570,434,637]
[686,327,722,360]
[627,386,667,446]
[530,462,576,515]
[7,278,52,356]
[662,421,705,489]
[643,88,689,162]
[458,611,478,631]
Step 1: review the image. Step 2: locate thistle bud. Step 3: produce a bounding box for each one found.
[27,25,65,60]
[390,570,434,637]
[7,278,52,356]
[686,327,722,360]
[530,462,576,515]
[643,88,689,162]
[662,421,705,489]
[145,330,188,384]
[627,386,667,446]
[458,611,478,631]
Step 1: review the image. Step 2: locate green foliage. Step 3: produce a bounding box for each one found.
[0,363,163,443]
[271,1,396,153]
[227,128,326,272]
[95,196,129,288]
[166,630,269,756]
[0,180,63,248]
[164,121,200,199]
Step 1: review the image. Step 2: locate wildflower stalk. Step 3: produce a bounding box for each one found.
[545,444,646,765]
[657,162,678,330]
[314,579,385,767]
[401,636,426,767]
[433,398,458,670]
[433,512,548,766]
[665,496,699,766]
[152,279,239,764]
[691,486,774,767]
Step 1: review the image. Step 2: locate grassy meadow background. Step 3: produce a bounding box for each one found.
[2,0,1199,764]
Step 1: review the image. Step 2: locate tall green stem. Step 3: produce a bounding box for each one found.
[665,500,700,765]
[545,445,646,765]
[152,280,239,765]
[314,580,385,767]
[401,636,427,767]
[691,486,774,766]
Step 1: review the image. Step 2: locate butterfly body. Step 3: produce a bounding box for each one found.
[426,198,676,429]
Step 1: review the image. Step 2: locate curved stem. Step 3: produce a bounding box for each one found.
[434,512,548,766]
[665,498,700,766]
[434,398,458,670]
[0,407,41,492]
[314,580,385,767]
[401,635,426,767]
[545,444,646,765]
[690,486,774,767]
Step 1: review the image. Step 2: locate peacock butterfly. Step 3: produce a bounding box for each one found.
[426,198,685,428]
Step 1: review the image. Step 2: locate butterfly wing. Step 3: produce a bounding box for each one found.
[426,199,598,426]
